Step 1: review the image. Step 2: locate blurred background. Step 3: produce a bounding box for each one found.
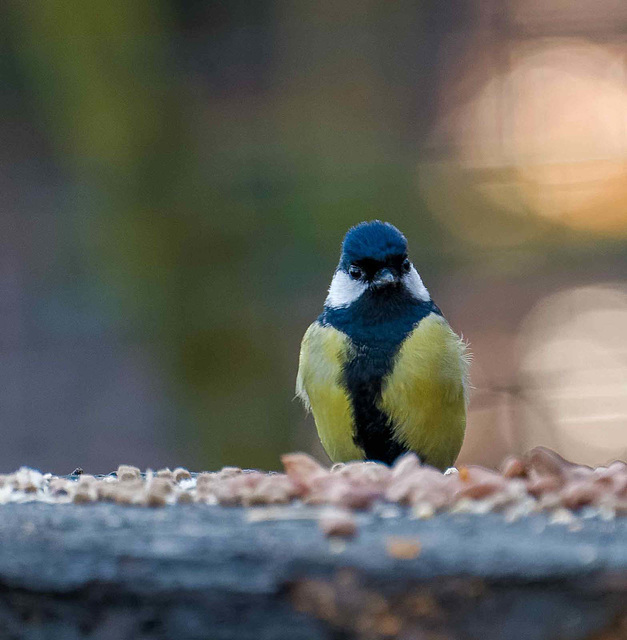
[0,1,626,474]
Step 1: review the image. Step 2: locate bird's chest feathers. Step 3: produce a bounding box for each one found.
[320,292,441,385]
[319,294,451,464]
[344,332,405,391]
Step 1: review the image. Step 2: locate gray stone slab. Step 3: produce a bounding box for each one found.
[0,503,625,639]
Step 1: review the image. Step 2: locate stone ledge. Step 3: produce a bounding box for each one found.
[0,503,625,639]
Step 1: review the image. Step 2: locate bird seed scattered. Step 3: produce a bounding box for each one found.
[0,447,624,539]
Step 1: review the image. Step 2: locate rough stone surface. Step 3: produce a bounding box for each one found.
[0,503,625,639]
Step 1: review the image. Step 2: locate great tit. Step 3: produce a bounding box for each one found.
[296,221,469,470]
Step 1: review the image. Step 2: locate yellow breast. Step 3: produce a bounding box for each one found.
[297,314,470,468]
[296,322,363,462]
[379,313,470,470]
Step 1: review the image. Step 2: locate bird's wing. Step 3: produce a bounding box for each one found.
[296,321,363,462]
[379,313,470,470]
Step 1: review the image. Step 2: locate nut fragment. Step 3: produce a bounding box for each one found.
[501,456,526,479]
[145,492,167,507]
[386,465,451,509]
[386,537,421,560]
[73,487,96,504]
[526,447,571,478]
[318,509,357,538]
[113,486,137,505]
[97,482,119,502]
[49,478,71,496]
[196,473,215,489]
[117,465,141,482]
[174,467,192,482]
[560,481,598,510]
[217,466,242,479]
[526,473,563,497]
[244,475,297,506]
[332,461,391,485]
[391,452,421,478]
[213,472,265,506]
[455,466,507,500]
[147,477,173,495]
[281,453,329,493]
[177,491,194,504]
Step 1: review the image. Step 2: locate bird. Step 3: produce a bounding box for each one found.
[296,221,470,470]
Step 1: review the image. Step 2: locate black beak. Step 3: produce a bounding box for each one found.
[371,267,399,289]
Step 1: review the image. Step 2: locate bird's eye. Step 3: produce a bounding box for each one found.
[348,265,363,280]
[402,258,411,273]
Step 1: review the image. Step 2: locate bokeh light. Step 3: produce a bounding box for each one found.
[422,37,627,246]
[517,285,627,466]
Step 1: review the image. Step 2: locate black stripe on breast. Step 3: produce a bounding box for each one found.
[320,288,441,465]
[343,346,409,464]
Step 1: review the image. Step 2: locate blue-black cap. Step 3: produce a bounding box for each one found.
[340,221,407,268]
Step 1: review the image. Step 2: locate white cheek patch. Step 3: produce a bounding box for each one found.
[325,270,368,308]
[403,265,430,301]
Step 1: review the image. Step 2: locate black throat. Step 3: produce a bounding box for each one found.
[319,287,441,464]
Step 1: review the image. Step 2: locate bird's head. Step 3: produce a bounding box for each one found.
[325,221,430,309]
